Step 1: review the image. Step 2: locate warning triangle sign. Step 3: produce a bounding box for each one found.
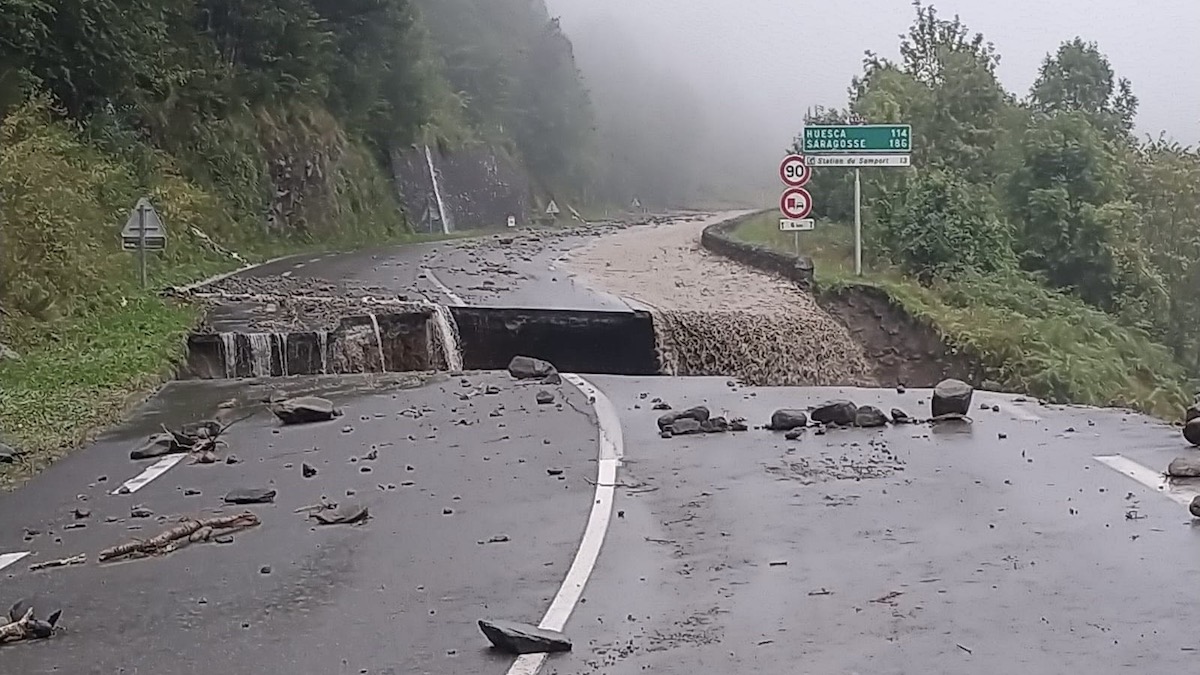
[121,197,166,237]
[546,200,560,215]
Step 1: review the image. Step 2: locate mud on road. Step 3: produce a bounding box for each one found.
[562,212,874,387]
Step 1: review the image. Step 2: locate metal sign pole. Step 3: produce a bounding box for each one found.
[138,203,147,288]
[793,231,799,255]
[854,168,863,277]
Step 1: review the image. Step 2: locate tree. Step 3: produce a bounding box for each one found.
[1030,38,1138,137]
[875,169,1014,282]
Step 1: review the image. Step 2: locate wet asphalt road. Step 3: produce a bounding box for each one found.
[0,373,599,674]
[3,372,1198,673]
[237,231,635,312]
[5,216,1200,673]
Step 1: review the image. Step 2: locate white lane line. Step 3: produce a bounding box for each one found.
[506,374,624,675]
[111,454,187,495]
[0,552,30,572]
[1095,454,1200,506]
[423,268,465,306]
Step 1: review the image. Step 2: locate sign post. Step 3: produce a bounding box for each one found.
[778,154,814,253]
[120,197,167,288]
[802,124,911,276]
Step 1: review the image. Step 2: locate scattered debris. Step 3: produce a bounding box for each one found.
[223,488,277,505]
[768,560,788,567]
[657,406,710,431]
[730,418,749,432]
[0,601,62,643]
[507,355,558,381]
[73,507,91,520]
[478,619,572,655]
[957,643,973,655]
[130,506,154,519]
[484,534,511,544]
[260,565,272,575]
[701,416,730,433]
[29,554,86,572]
[270,396,342,425]
[854,406,889,428]
[130,433,179,460]
[891,408,911,424]
[871,590,903,605]
[766,409,808,431]
[1190,497,1200,519]
[302,463,318,478]
[1167,457,1200,478]
[932,379,974,417]
[547,468,564,476]
[784,428,804,441]
[309,502,369,525]
[807,588,833,596]
[535,390,555,405]
[811,400,857,426]
[99,512,261,562]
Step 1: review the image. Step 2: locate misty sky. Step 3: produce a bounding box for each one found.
[547,0,1199,157]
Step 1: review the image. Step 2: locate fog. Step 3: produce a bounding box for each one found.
[545,0,1200,205]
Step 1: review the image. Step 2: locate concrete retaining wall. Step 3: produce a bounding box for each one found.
[699,211,815,291]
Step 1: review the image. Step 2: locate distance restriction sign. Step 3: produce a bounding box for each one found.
[779,187,813,220]
[779,154,811,187]
[779,218,814,232]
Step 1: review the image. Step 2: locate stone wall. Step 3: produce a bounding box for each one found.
[699,211,816,291]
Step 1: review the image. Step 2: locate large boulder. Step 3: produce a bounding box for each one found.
[811,400,857,426]
[270,396,341,425]
[507,355,558,380]
[767,409,808,431]
[1187,405,1200,424]
[479,619,572,655]
[1185,418,1200,447]
[657,406,710,431]
[1167,456,1200,478]
[670,418,704,435]
[854,406,889,428]
[932,379,974,417]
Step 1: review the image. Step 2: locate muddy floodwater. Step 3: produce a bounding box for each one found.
[563,213,873,386]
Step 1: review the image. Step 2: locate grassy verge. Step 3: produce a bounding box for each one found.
[731,212,1193,417]
[0,96,468,485]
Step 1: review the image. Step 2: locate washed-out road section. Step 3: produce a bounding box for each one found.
[3,213,1199,674]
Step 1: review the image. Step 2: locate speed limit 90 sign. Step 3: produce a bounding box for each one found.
[780,154,811,187]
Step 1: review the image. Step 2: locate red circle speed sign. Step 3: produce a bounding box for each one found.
[779,154,811,187]
[780,187,813,220]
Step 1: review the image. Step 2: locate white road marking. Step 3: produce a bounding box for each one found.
[505,374,624,675]
[111,454,187,495]
[423,268,465,306]
[0,552,30,572]
[1095,454,1200,506]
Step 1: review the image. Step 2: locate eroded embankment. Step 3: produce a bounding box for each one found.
[696,213,981,389]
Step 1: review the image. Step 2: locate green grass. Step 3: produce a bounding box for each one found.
[732,212,1193,418]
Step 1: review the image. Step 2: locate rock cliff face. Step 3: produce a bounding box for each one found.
[391,144,533,233]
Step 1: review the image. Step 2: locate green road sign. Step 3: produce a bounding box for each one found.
[803,124,911,154]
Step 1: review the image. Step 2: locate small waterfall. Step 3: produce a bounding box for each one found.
[424,144,452,234]
[426,303,464,372]
[247,333,274,377]
[220,333,238,379]
[368,313,387,372]
[317,331,329,374]
[277,333,288,376]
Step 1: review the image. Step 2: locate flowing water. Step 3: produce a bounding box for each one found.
[368,314,387,372]
[277,333,288,376]
[317,331,329,374]
[426,303,463,372]
[247,333,274,377]
[424,145,452,234]
[220,333,237,379]
[650,308,873,387]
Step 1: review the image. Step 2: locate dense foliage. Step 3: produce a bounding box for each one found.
[795,1,1200,386]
